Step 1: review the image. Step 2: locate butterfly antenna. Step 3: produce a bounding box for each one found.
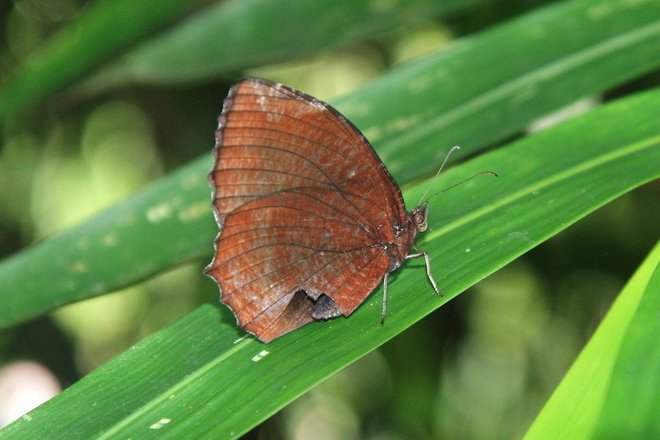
[417,145,461,206]
[422,171,498,202]
[439,171,498,194]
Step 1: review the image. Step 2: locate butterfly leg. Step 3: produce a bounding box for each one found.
[405,251,442,296]
[380,273,389,325]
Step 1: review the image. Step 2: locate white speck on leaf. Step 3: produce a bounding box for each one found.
[101,233,118,247]
[69,261,87,273]
[251,350,270,362]
[149,418,172,430]
[146,203,173,223]
[177,201,208,222]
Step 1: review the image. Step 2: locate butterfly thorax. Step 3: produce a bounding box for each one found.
[384,203,428,272]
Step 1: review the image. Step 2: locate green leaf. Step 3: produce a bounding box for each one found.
[524,240,660,440]
[595,252,660,438]
[0,0,477,121]
[357,0,660,181]
[88,0,469,86]
[1,86,658,440]
[1,0,659,327]
[0,158,213,327]
[0,0,200,120]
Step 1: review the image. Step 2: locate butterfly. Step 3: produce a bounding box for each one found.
[205,78,438,342]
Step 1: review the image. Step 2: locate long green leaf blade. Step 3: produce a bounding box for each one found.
[525,241,660,439]
[89,0,466,86]
[594,249,660,438]
[0,0,200,120]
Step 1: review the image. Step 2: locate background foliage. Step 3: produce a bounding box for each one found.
[0,0,658,438]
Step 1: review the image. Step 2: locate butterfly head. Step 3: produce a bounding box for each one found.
[411,202,429,233]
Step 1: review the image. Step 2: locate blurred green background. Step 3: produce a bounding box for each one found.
[0,0,657,438]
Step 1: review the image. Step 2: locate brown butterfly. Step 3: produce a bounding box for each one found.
[205,78,438,342]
